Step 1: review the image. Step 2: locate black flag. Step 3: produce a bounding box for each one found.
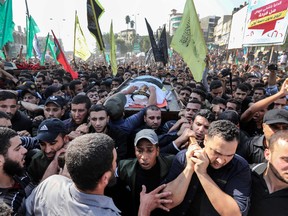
[158,25,168,65]
[145,18,162,62]
[87,0,105,51]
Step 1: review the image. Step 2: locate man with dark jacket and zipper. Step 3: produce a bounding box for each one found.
[115,129,174,216]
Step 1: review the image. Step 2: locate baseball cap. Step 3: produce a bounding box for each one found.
[44,96,66,108]
[21,89,39,98]
[134,129,158,146]
[36,118,67,143]
[263,109,288,125]
[18,81,36,90]
[104,93,126,120]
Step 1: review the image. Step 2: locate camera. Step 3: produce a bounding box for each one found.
[267,64,278,71]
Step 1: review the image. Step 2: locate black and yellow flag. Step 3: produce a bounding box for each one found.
[87,0,105,51]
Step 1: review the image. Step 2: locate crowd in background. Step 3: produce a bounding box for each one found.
[0,48,287,215]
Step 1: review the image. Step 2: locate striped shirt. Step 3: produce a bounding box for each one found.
[0,174,35,215]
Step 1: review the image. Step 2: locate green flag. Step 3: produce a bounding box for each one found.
[171,0,207,82]
[47,36,57,63]
[26,15,40,59]
[41,33,49,65]
[110,21,117,76]
[0,0,15,49]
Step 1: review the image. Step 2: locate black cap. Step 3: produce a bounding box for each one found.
[18,81,36,90]
[36,118,67,142]
[44,96,66,108]
[263,109,288,125]
[21,89,39,98]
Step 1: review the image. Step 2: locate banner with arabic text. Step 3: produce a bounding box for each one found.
[243,0,288,46]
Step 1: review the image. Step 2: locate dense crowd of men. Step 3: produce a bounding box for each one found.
[0,50,287,215]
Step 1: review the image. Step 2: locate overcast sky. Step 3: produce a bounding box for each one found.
[13,0,246,51]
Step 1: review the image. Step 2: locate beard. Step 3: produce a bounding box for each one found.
[3,157,24,177]
[269,162,288,184]
[107,172,117,188]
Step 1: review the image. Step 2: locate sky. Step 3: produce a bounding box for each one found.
[13,0,246,51]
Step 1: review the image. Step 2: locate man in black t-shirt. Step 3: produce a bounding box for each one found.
[249,130,288,216]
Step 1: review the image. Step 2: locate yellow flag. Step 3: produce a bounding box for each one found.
[74,12,91,61]
[171,0,207,82]
[110,21,117,75]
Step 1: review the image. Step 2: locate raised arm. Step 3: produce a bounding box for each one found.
[241,78,288,122]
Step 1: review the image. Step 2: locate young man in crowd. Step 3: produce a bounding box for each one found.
[116,129,174,215]
[63,95,91,133]
[159,109,215,154]
[0,91,32,135]
[27,118,69,184]
[75,104,128,161]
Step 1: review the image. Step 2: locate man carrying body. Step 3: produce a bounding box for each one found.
[164,120,251,215]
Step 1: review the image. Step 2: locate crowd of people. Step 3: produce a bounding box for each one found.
[0,49,287,215]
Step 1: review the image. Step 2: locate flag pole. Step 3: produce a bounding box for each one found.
[73,10,77,63]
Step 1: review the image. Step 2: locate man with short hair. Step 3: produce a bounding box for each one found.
[159,109,215,154]
[184,99,202,123]
[75,104,128,161]
[207,80,230,103]
[233,83,249,102]
[238,109,288,164]
[210,97,226,119]
[63,95,91,133]
[178,87,192,106]
[0,91,32,134]
[86,88,100,105]
[69,80,84,96]
[226,98,242,114]
[35,74,45,90]
[27,118,69,184]
[43,96,67,120]
[0,127,34,214]
[143,105,162,132]
[26,133,172,215]
[252,87,266,102]
[116,129,174,215]
[248,130,288,215]
[164,120,251,216]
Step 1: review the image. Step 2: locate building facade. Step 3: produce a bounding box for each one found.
[200,16,220,43]
[214,15,232,47]
[168,9,183,36]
